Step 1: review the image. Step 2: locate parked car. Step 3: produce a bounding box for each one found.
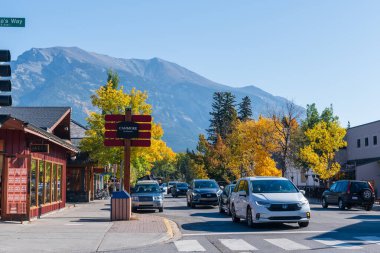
[131,180,164,212]
[321,180,375,211]
[186,179,222,208]
[171,182,189,198]
[167,181,178,194]
[219,183,235,215]
[230,177,311,228]
[159,183,168,194]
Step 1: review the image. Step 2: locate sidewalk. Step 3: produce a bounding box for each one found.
[0,200,179,253]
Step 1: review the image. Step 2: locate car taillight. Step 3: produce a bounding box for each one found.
[368,182,375,193]
[347,182,351,194]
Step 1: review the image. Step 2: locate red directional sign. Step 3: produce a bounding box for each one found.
[105,131,151,139]
[105,114,152,122]
[104,139,151,147]
[105,122,151,131]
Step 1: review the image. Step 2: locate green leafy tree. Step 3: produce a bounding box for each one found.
[238,96,253,121]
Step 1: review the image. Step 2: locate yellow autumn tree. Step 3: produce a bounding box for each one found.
[300,121,347,180]
[228,117,281,177]
[80,77,175,182]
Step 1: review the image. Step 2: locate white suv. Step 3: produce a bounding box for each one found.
[230,177,311,228]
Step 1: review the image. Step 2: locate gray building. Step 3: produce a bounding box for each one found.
[339,120,380,196]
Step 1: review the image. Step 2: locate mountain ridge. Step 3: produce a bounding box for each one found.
[10,47,303,151]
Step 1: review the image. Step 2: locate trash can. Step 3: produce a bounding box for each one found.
[110,190,131,221]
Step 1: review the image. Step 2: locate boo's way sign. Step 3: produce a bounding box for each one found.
[0,17,25,27]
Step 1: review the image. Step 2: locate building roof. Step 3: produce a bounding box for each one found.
[0,107,71,131]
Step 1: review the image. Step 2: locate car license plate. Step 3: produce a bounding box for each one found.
[352,196,358,200]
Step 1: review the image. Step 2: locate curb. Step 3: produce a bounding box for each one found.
[163,218,182,242]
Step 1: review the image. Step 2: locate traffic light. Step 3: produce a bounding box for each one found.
[0,49,12,106]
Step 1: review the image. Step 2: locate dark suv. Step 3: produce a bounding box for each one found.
[322,180,375,211]
[187,179,221,208]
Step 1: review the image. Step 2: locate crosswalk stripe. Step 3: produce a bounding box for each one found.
[174,240,206,252]
[265,238,310,250]
[314,238,363,249]
[219,239,257,251]
[355,236,380,245]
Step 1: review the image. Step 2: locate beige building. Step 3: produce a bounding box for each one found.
[339,120,380,196]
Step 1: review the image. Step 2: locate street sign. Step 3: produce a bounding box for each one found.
[117,122,139,139]
[105,114,152,122]
[0,17,25,27]
[104,139,151,147]
[105,131,151,139]
[105,122,151,131]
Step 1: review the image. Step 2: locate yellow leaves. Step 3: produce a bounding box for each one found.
[300,121,347,180]
[227,117,281,177]
[80,76,174,180]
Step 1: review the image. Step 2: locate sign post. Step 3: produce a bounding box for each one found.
[124,108,132,193]
[104,110,152,221]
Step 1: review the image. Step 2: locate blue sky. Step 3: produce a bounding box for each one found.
[1,0,380,127]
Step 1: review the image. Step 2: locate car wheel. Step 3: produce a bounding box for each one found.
[187,197,190,207]
[227,205,232,216]
[190,198,196,208]
[231,205,240,223]
[362,189,373,200]
[159,207,163,212]
[338,199,345,210]
[365,204,373,211]
[247,207,254,227]
[322,197,328,208]
[219,202,225,213]
[298,221,309,228]
[132,207,137,213]
[346,205,352,210]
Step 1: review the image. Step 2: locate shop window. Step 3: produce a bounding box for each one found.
[58,165,62,201]
[45,163,52,203]
[365,137,369,147]
[357,139,361,148]
[30,159,37,207]
[38,161,45,205]
[52,164,57,202]
[374,136,378,145]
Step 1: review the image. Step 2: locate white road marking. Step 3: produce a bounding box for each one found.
[355,236,380,245]
[219,239,257,251]
[314,238,362,250]
[182,230,336,236]
[174,240,206,252]
[265,238,310,250]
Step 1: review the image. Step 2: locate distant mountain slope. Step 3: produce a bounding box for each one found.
[10,47,303,151]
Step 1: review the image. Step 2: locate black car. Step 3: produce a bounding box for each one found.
[322,180,375,211]
[186,179,222,208]
[218,183,235,215]
[171,182,189,198]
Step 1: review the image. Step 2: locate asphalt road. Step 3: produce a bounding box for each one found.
[121,195,380,253]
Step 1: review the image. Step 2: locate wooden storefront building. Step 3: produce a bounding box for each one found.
[0,107,78,221]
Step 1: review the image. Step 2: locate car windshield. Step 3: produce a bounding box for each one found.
[134,184,160,193]
[177,183,188,187]
[194,181,218,189]
[251,180,298,193]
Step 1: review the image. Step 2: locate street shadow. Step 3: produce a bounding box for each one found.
[347,215,380,220]
[164,205,190,211]
[132,210,156,214]
[309,220,380,245]
[182,220,300,233]
[72,218,110,222]
[311,207,362,212]
[100,208,110,211]
[191,212,229,219]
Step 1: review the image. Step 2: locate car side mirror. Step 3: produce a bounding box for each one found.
[300,190,305,195]
[238,190,247,197]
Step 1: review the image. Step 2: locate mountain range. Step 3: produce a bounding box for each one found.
[10,47,302,151]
